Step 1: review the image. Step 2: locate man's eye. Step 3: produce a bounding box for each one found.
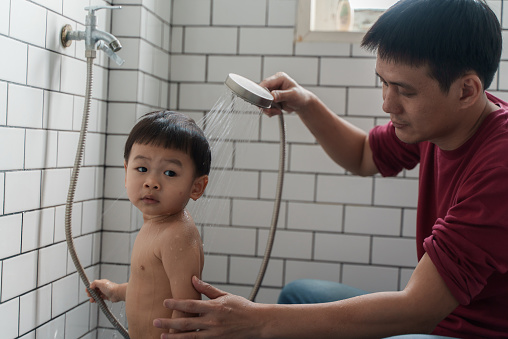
[400,92,416,98]
[136,167,147,172]
[164,170,176,177]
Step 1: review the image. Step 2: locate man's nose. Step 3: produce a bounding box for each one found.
[382,87,402,115]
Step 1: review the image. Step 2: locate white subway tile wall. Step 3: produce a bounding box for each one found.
[19,284,52,336]
[0,0,127,336]
[0,0,505,337]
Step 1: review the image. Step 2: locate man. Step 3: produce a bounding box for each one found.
[153,0,508,337]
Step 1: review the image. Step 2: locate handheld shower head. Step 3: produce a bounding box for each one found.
[225,73,274,109]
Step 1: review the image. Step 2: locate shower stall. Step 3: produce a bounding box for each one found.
[4,0,502,337]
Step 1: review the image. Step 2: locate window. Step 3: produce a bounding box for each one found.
[296,0,399,43]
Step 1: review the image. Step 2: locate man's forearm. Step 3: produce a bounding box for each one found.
[258,291,429,339]
[259,254,458,339]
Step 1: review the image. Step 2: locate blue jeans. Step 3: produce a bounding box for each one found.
[277,279,456,339]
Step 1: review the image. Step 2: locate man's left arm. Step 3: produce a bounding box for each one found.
[153,253,459,338]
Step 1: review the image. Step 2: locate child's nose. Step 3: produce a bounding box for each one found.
[144,176,160,190]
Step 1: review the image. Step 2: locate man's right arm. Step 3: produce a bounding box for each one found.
[261,72,378,177]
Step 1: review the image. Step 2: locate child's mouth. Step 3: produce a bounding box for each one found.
[142,195,158,204]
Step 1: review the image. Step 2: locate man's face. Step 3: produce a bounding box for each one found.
[376,57,465,150]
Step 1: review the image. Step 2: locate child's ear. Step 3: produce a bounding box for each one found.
[124,161,128,187]
[190,175,208,201]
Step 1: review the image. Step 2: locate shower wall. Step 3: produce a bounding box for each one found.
[1,0,508,338]
[0,0,111,337]
[165,0,415,304]
[0,0,170,337]
[163,0,507,304]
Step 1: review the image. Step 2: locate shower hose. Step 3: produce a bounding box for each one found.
[65,60,286,336]
[248,112,286,302]
[65,56,130,339]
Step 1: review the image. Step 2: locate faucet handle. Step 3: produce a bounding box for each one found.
[84,5,122,15]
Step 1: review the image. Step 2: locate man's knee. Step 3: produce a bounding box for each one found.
[278,279,314,304]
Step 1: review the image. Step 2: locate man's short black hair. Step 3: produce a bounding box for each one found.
[362,0,501,92]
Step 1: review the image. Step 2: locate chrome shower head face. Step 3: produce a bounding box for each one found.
[225,73,274,109]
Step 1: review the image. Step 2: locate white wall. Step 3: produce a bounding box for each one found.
[0,0,113,337]
[164,0,507,304]
[1,0,508,338]
[163,0,413,304]
[0,0,171,337]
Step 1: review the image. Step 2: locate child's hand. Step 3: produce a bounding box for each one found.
[87,279,122,303]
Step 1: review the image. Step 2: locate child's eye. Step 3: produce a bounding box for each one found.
[136,167,147,173]
[164,170,176,177]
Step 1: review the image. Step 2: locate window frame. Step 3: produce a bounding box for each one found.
[295,0,381,43]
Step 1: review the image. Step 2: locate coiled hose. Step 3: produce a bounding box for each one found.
[248,113,286,302]
[65,56,130,338]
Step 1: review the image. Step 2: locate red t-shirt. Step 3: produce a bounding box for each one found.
[369,93,508,337]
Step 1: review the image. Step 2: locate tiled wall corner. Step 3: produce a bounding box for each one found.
[0,0,114,337]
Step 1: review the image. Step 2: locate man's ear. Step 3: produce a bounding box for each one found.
[190,175,209,201]
[459,73,483,109]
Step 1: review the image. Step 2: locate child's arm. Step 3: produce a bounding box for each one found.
[160,229,203,320]
[87,279,128,303]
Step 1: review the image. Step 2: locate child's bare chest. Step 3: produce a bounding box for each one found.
[130,225,165,277]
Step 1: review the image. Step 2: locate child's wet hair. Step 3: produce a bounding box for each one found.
[124,111,211,177]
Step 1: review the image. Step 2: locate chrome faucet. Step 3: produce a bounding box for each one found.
[61,5,124,65]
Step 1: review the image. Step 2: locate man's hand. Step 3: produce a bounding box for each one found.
[153,276,262,339]
[260,72,316,117]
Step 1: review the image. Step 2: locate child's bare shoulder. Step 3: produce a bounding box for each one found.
[158,212,202,248]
